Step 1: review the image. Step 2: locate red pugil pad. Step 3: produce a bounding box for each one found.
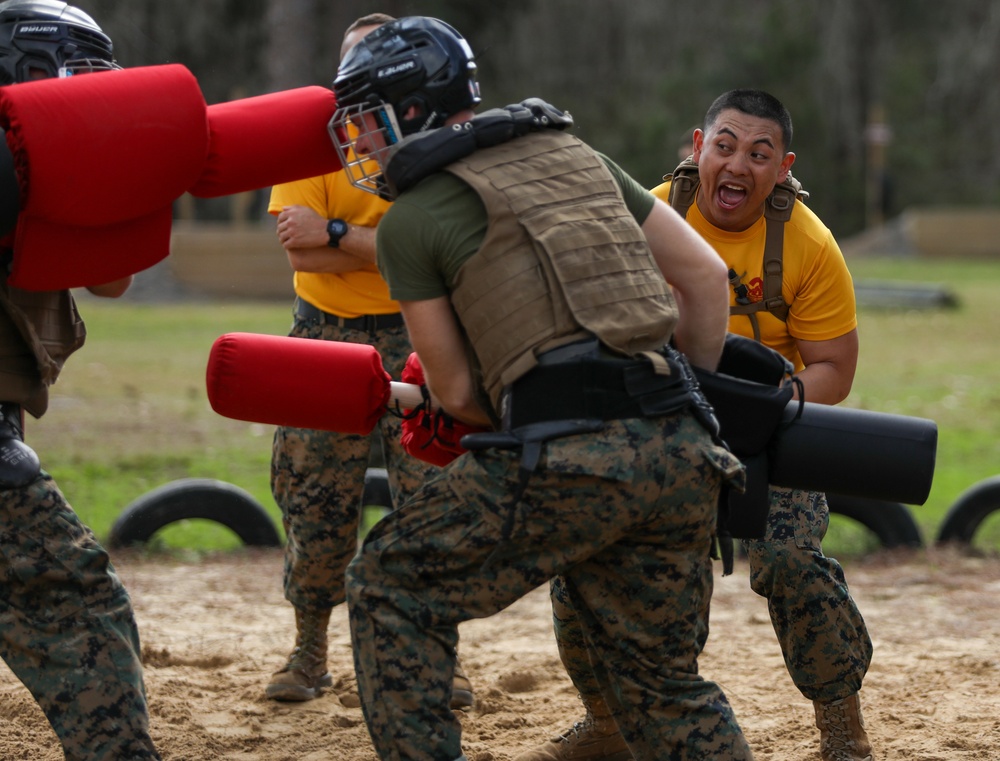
[0,64,208,289]
[206,332,391,435]
[189,86,342,198]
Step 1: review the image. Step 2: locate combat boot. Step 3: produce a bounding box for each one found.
[265,606,333,702]
[814,693,874,761]
[451,657,475,710]
[512,702,631,761]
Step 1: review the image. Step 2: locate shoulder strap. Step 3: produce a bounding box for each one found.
[665,159,809,328]
[663,155,700,220]
[756,171,808,323]
[382,98,573,200]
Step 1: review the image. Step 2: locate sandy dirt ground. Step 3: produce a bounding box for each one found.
[1,545,998,760]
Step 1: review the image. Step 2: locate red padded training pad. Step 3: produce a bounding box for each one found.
[206,332,391,435]
[190,86,341,198]
[0,66,343,290]
[0,64,208,289]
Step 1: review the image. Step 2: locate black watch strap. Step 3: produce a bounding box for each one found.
[326,218,349,248]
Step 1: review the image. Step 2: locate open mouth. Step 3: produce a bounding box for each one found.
[718,183,747,209]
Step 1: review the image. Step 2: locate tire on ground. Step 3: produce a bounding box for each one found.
[936,475,1000,545]
[108,478,281,548]
[826,493,924,549]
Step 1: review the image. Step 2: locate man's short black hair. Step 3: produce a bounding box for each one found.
[704,89,793,152]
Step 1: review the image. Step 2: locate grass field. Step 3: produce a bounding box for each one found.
[835,256,1000,553]
[24,255,1000,557]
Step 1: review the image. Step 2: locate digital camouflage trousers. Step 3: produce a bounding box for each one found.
[742,486,872,701]
[346,412,755,761]
[271,317,439,611]
[555,484,873,714]
[0,473,159,760]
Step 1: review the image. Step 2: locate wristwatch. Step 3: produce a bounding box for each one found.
[326,218,349,248]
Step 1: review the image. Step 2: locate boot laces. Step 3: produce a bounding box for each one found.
[284,614,327,675]
[557,716,594,743]
[820,700,866,760]
[556,712,618,744]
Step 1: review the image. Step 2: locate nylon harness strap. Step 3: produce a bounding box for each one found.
[665,160,799,341]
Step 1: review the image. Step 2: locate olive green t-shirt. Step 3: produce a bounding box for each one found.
[376,152,656,302]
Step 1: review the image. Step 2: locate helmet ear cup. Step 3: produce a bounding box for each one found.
[395,93,433,134]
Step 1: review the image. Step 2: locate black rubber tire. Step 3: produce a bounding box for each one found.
[107,478,281,548]
[826,493,924,549]
[362,467,392,509]
[936,476,1000,545]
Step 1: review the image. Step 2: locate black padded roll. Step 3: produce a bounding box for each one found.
[768,402,937,506]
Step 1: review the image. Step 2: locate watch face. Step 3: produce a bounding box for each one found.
[327,219,348,247]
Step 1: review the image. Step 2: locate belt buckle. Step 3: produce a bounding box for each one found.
[335,314,376,331]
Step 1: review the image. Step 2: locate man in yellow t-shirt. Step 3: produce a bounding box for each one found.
[658,161,857,372]
[655,96,872,757]
[263,14,472,710]
[516,91,873,761]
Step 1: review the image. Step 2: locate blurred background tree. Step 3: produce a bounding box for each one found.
[77,0,1000,238]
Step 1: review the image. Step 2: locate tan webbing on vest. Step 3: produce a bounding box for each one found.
[448,131,679,409]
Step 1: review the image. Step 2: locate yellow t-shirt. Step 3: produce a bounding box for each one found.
[268,171,398,317]
[651,180,856,371]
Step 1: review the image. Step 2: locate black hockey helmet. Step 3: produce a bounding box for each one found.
[0,0,119,85]
[334,16,480,137]
[329,16,480,196]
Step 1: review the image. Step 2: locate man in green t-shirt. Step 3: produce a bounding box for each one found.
[328,15,755,761]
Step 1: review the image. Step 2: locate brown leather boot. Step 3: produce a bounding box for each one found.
[512,701,631,761]
[814,693,874,761]
[265,606,333,702]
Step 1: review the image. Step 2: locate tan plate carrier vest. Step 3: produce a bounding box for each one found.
[664,156,808,341]
[446,131,680,411]
[0,282,85,417]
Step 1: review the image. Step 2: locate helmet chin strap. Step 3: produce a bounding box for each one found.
[411,109,441,135]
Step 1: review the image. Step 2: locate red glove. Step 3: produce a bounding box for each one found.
[399,353,489,467]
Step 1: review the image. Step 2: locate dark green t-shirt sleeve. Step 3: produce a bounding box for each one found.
[598,152,657,225]
[376,172,489,302]
[376,200,449,301]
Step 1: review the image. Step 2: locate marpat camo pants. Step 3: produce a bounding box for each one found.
[553,484,873,720]
[271,317,439,612]
[346,412,754,761]
[0,473,159,760]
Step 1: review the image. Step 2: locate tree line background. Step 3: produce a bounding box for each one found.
[75,0,1000,239]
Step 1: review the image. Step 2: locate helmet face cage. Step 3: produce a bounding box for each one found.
[56,53,120,77]
[328,99,403,197]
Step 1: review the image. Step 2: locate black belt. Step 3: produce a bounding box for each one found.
[501,348,694,429]
[294,298,405,331]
